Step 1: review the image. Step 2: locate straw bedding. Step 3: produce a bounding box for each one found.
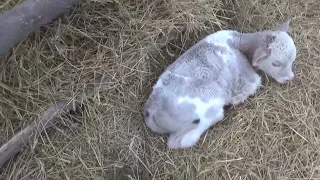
[1,0,320,179]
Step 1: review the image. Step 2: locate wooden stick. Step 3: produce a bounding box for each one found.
[0,0,81,56]
[0,99,79,167]
[0,75,110,167]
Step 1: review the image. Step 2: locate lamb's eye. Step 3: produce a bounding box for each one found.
[272,62,281,67]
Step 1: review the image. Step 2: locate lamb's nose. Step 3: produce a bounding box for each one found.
[287,73,295,81]
[145,111,150,118]
[144,111,150,124]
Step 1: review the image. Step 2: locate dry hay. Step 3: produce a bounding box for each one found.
[0,0,320,179]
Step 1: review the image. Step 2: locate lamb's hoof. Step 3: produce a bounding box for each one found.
[167,132,199,149]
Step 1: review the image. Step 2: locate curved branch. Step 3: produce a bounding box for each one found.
[0,99,79,167]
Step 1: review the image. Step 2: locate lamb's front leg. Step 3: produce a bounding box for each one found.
[229,93,250,105]
[228,76,262,106]
[167,108,224,149]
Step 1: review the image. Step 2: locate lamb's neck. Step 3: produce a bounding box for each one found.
[232,31,268,64]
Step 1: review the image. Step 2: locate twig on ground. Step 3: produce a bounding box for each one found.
[0,99,79,167]
[0,75,111,167]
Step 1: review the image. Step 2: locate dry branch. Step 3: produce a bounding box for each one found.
[0,75,112,167]
[0,99,79,167]
[0,0,81,56]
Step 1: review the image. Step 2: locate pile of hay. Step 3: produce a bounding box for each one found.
[1,0,320,179]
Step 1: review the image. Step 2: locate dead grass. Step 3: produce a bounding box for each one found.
[1,0,320,179]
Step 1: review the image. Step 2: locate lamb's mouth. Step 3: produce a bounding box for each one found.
[153,117,167,132]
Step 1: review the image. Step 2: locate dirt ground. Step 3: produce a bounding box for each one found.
[1,0,320,179]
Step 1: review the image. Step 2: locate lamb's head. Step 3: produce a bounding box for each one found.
[143,92,174,134]
[252,20,297,83]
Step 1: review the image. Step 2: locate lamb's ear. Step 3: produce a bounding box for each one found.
[252,34,274,66]
[276,19,291,32]
[252,47,271,66]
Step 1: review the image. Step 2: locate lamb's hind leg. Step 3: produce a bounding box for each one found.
[167,108,224,149]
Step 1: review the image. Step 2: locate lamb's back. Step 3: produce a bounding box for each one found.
[162,31,243,97]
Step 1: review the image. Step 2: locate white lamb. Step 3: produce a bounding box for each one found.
[144,20,297,149]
